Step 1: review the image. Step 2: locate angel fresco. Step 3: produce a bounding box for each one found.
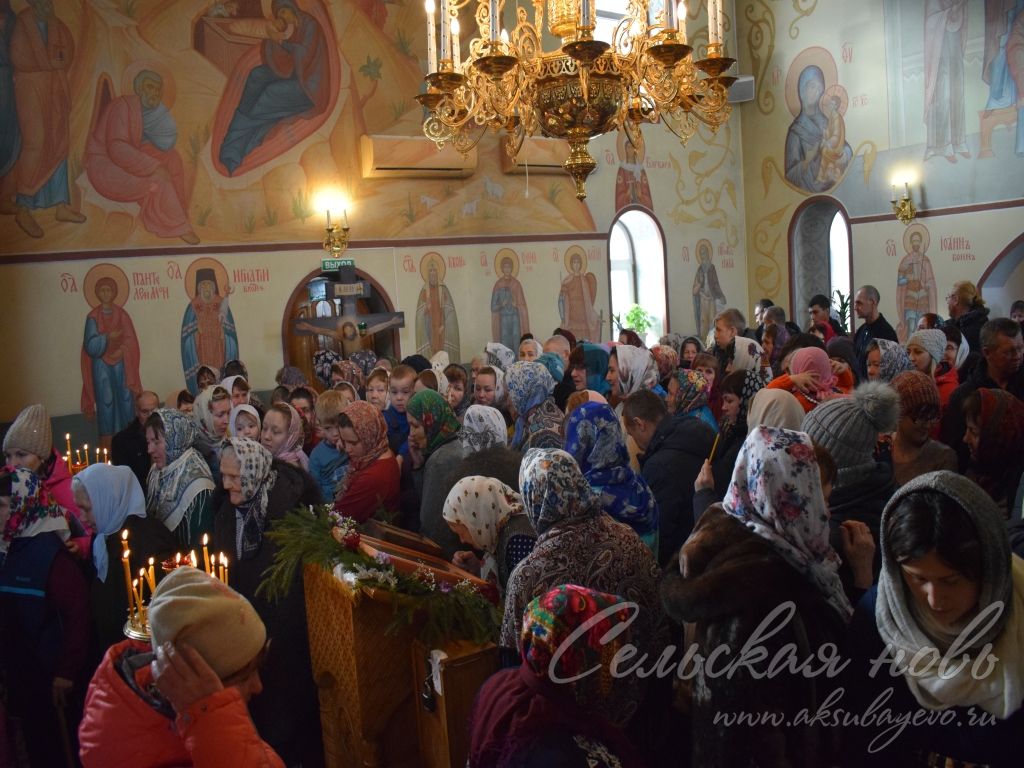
[209,0,337,177]
[81,265,142,440]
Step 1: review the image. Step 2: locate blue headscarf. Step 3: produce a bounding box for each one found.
[580,342,610,394]
[506,361,557,449]
[76,464,147,582]
[535,351,565,383]
[563,402,659,548]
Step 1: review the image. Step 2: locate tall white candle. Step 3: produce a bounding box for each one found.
[489,0,500,42]
[665,0,676,29]
[678,1,687,40]
[451,17,461,69]
[717,0,725,47]
[440,0,450,63]
[709,0,719,45]
[581,0,591,27]
[425,0,437,72]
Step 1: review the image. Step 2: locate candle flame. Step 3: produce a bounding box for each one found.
[123,550,130,560]
[202,533,209,546]
[122,529,129,541]
[149,557,155,566]
[65,433,70,440]
[425,0,434,12]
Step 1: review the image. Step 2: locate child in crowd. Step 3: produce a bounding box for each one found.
[229,405,261,440]
[384,364,416,458]
[444,364,469,419]
[309,390,350,502]
[365,368,390,411]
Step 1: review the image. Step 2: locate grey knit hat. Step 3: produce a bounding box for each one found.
[801,381,900,484]
[2,404,53,459]
[906,329,946,366]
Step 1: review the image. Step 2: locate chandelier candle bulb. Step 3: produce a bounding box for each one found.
[488,0,499,41]
[904,181,910,199]
[708,0,719,44]
[426,0,438,72]
[439,0,450,63]
[890,184,897,203]
[325,209,331,229]
[451,17,461,69]
[343,208,349,228]
[665,0,676,29]
[581,0,591,27]
[678,1,687,38]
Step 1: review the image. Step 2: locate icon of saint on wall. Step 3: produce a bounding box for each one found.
[896,223,937,341]
[181,258,239,393]
[692,239,726,341]
[558,245,602,342]
[415,252,460,358]
[490,248,529,349]
[81,264,142,439]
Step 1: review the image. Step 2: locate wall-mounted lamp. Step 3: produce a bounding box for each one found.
[323,208,350,258]
[890,182,916,225]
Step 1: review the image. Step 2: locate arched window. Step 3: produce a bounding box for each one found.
[609,209,667,345]
[789,200,852,331]
[829,210,851,322]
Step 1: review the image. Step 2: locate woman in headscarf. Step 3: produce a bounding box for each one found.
[229,403,261,440]
[333,401,400,523]
[260,402,308,470]
[505,361,563,452]
[330,360,366,397]
[844,472,1024,766]
[651,343,680,387]
[407,390,464,558]
[469,585,647,768]
[563,402,659,552]
[517,338,543,361]
[0,467,90,767]
[567,342,610,395]
[534,351,565,385]
[607,345,662,411]
[144,409,216,548]
[212,437,322,767]
[499,449,661,657]
[659,331,685,358]
[460,404,508,454]
[768,346,848,412]
[747,388,806,433]
[865,338,914,382]
[826,336,860,387]
[963,388,1024,517]
[667,369,718,431]
[72,463,177,651]
[191,385,232,480]
[485,342,516,371]
[680,335,704,367]
[661,427,862,768]
[349,349,379,379]
[442,476,536,597]
[618,328,645,347]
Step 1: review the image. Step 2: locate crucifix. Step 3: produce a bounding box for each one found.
[292,260,405,357]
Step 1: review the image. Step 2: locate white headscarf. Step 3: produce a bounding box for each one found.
[76,464,146,582]
[460,405,508,454]
[443,476,527,582]
[229,404,261,437]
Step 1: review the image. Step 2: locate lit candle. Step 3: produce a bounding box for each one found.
[65,452,72,474]
[190,550,198,568]
[96,447,100,464]
[122,550,135,617]
[132,578,144,623]
[75,450,82,466]
[581,0,591,27]
[708,0,719,45]
[326,209,332,229]
[890,184,897,203]
[488,0,499,42]
[904,181,910,199]
[84,444,90,466]
[451,17,460,69]
[175,552,182,567]
[426,0,438,72]
[218,552,225,582]
[439,0,450,63]
[222,553,228,585]
[104,448,109,464]
[121,528,129,555]
[678,1,687,40]
[202,533,211,574]
[147,557,156,592]
[65,433,72,471]
[343,209,349,228]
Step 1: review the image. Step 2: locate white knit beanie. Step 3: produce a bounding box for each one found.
[148,567,266,680]
[3,404,53,459]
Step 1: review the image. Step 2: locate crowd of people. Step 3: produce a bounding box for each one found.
[1,280,1023,767]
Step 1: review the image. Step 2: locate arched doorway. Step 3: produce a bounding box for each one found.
[282,267,401,388]
[608,207,668,346]
[978,232,1024,318]
[788,197,852,331]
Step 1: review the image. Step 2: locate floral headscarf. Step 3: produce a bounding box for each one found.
[277,365,309,389]
[335,360,366,391]
[76,464,145,582]
[875,339,914,382]
[506,362,557,449]
[723,426,851,619]
[651,344,680,382]
[407,389,461,456]
[146,409,216,533]
[520,584,640,725]
[791,347,839,399]
[349,350,379,378]
[229,404,260,437]
[269,403,308,470]
[443,476,528,582]
[225,438,276,560]
[485,342,516,371]
[342,401,390,472]
[613,345,660,396]
[519,448,602,536]
[535,352,565,383]
[735,369,769,428]
[659,332,685,357]
[670,369,710,413]
[1,467,70,557]
[731,337,766,374]
[563,403,658,541]
[460,405,508,453]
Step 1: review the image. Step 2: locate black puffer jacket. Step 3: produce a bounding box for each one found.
[949,305,990,353]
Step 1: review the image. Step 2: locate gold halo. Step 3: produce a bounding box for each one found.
[185,257,231,300]
[83,263,130,309]
[821,83,848,116]
[121,60,177,108]
[420,252,446,284]
[903,223,930,255]
[564,245,588,274]
[695,238,713,263]
[494,248,520,278]
[785,46,838,118]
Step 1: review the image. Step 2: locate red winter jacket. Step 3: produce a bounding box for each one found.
[79,640,283,768]
[42,449,92,560]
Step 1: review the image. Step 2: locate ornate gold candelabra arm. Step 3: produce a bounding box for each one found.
[323,224,350,259]
[892,196,917,225]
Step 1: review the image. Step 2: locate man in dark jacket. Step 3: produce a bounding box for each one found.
[623,390,714,566]
[809,294,848,338]
[111,391,160,489]
[940,317,1024,471]
[945,282,991,353]
[852,285,898,367]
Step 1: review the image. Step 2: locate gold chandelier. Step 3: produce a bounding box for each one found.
[415,0,736,199]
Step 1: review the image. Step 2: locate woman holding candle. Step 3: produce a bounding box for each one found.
[3,403,93,559]
[72,463,177,652]
[0,467,91,766]
[212,437,322,766]
[145,409,217,549]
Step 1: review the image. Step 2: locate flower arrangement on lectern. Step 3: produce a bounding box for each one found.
[258,505,501,645]
[416,0,736,199]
